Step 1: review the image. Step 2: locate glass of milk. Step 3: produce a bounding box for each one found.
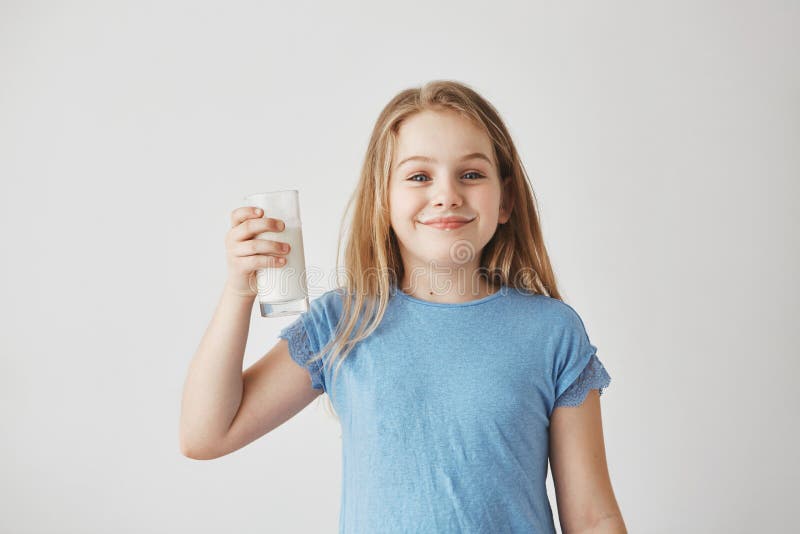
[243,190,309,317]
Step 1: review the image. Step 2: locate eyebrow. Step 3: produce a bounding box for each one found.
[395,152,493,169]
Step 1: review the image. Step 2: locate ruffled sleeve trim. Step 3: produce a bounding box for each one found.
[278,318,326,392]
[554,353,611,408]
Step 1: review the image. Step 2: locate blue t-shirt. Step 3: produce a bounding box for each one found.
[278,284,612,533]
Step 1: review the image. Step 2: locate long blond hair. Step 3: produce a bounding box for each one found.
[311,79,563,417]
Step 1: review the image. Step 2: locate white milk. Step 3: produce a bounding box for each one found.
[254,224,308,303]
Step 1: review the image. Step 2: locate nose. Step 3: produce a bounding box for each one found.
[430,175,464,208]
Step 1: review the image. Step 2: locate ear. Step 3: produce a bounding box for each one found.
[498,176,514,224]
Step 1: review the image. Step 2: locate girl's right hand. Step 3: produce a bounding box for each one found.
[224,206,291,297]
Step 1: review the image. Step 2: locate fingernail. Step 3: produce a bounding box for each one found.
[254,208,262,216]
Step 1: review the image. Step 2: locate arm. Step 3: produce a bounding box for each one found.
[178,282,255,458]
[549,389,627,534]
[179,283,322,460]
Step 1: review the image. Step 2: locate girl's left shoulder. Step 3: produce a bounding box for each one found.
[503,286,588,330]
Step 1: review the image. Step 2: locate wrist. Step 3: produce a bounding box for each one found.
[223,279,258,301]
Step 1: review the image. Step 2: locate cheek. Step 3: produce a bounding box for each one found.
[388,202,408,232]
[389,189,416,217]
[477,192,501,215]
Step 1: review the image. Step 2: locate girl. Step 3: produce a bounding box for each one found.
[180,80,627,533]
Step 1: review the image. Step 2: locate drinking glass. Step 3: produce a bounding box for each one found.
[243,190,309,317]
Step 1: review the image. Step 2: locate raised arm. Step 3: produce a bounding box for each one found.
[178,283,254,458]
[178,205,320,460]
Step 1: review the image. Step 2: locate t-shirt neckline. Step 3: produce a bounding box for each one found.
[392,284,508,308]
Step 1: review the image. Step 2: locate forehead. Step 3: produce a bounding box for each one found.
[394,109,493,159]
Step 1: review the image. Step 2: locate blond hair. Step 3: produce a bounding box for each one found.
[311,79,563,417]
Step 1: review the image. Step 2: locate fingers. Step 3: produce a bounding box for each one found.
[235,252,288,270]
[226,237,289,277]
[231,238,290,258]
[228,211,286,243]
[226,207,291,284]
[231,206,262,228]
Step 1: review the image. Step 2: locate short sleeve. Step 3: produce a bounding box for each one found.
[277,289,343,393]
[552,303,610,405]
[554,353,612,408]
[278,317,326,391]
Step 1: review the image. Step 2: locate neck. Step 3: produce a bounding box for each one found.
[396,261,497,304]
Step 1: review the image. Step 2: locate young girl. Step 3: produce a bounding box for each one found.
[180,80,627,533]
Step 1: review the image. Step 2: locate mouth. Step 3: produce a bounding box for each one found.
[419,216,476,230]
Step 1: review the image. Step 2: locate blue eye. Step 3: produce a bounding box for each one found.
[407,172,485,182]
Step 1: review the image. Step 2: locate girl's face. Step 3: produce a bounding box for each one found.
[388,109,512,275]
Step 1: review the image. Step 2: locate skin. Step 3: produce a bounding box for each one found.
[388,108,512,303]
[550,391,627,533]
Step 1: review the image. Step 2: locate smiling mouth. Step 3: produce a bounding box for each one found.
[421,219,474,230]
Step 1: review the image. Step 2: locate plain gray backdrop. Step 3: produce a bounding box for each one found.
[1,1,797,532]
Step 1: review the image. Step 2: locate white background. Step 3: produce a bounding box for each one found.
[1,1,798,532]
